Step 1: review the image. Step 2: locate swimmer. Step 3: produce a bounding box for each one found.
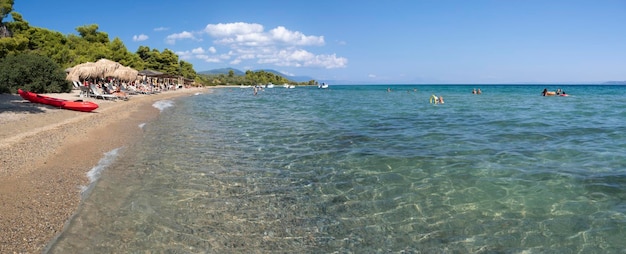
[430,94,444,104]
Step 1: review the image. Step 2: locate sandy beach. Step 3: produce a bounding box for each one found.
[0,87,207,253]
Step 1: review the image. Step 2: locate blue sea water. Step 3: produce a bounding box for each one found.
[47,85,626,253]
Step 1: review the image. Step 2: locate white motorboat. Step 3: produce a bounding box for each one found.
[318,82,329,89]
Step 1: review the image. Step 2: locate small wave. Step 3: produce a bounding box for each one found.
[152,100,175,112]
[80,148,123,199]
[138,123,146,129]
[194,92,202,96]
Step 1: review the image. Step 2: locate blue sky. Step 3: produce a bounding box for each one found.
[12,0,626,84]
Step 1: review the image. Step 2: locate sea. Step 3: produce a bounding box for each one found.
[46,85,626,253]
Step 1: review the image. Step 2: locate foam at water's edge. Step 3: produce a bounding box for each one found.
[79,148,123,199]
[152,100,175,112]
[47,147,125,254]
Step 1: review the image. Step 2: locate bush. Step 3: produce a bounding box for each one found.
[0,53,71,94]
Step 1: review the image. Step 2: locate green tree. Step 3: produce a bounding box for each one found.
[109,37,134,66]
[76,24,109,44]
[0,53,70,94]
[140,48,161,70]
[4,10,26,34]
[26,27,69,65]
[159,49,179,74]
[0,0,13,23]
[179,60,196,79]
[0,0,14,38]
[125,53,145,71]
[136,45,151,61]
[0,32,26,57]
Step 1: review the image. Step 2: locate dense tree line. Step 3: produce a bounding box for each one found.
[197,70,316,87]
[0,0,197,93]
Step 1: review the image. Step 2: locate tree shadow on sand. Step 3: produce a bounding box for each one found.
[0,93,48,114]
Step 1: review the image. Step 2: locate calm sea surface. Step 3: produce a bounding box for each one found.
[47,85,626,253]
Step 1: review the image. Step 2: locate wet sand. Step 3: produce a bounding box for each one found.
[0,87,208,253]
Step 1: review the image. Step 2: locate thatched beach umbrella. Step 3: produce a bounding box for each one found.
[66,59,139,82]
[94,58,122,75]
[109,66,138,81]
[66,62,102,81]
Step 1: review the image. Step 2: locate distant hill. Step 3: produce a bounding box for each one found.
[198,67,315,82]
[603,81,626,85]
[256,69,316,82]
[198,68,245,76]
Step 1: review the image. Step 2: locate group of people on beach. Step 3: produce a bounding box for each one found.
[99,81,129,99]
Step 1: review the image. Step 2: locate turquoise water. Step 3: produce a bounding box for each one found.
[47,85,626,253]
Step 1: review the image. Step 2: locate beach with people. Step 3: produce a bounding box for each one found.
[0,87,205,253]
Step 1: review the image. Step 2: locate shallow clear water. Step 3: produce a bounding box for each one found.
[48,85,626,253]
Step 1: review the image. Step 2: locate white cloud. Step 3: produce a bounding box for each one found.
[197,55,221,63]
[165,31,201,44]
[132,34,148,42]
[269,26,324,46]
[175,50,194,60]
[368,74,377,78]
[174,22,347,69]
[255,48,348,68]
[191,47,205,54]
[176,47,229,64]
[204,22,264,37]
[154,27,169,32]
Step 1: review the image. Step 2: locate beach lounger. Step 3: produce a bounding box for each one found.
[88,84,118,101]
[79,86,91,98]
[121,85,138,95]
[72,81,81,89]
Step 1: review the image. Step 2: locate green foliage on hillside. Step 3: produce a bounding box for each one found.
[197,69,315,87]
[0,53,70,93]
[0,0,199,93]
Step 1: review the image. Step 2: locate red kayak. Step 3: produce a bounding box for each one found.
[18,89,99,112]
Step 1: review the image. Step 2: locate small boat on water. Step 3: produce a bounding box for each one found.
[318,82,329,89]
[18,89,99,112]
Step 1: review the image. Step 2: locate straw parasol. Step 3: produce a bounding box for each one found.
[109,66,138,81]
[95,58,123,75]
[66,62,100,81]
[66,59,138,81]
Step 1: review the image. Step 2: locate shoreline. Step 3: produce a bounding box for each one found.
[0,87,208,253]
